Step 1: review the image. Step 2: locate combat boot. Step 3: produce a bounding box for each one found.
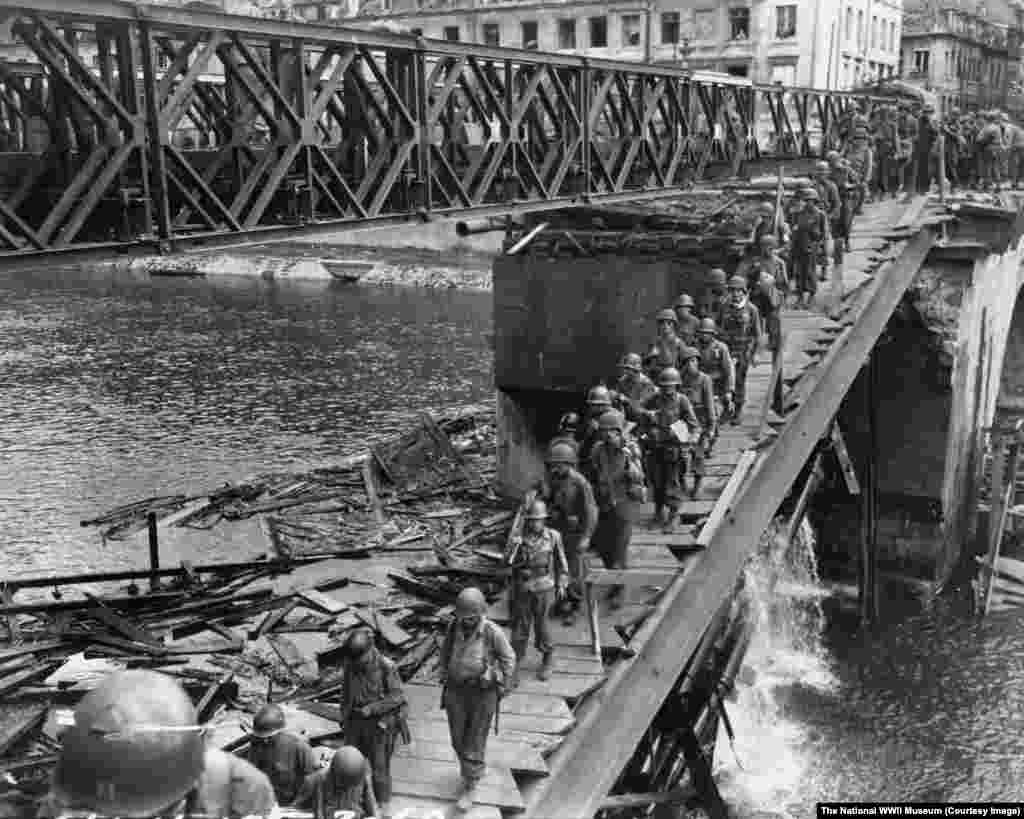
[662,507,678,535]
[690,477,702,500]
[538,650,553,681]
[649,505,664,530]
[510,640,526,689]
[457,779,478,813]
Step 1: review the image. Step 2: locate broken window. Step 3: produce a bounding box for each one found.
[482,22,500,45]
[589,15,608,47]
[913,49,930,75]
[776,5,796,38]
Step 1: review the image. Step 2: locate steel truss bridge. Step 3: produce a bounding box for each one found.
[0,0,895,258]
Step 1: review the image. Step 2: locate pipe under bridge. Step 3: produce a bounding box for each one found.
[0,0,895,259]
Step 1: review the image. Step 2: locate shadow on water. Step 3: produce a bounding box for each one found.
[715,522,1024,818]
[0,264,493,576]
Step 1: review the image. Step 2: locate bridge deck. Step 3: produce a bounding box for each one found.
[375,197,925,817]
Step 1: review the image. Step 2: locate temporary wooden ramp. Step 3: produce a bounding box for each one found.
[358,198,934,818]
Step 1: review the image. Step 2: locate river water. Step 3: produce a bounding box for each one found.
[2,263,1023,814]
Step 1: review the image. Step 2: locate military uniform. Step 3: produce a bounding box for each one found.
[337,647,408,804]
[615,370,657,420]
[244,731,319,806]
[294,754,377,819]
[679,368,716,486]
[640,391,700,514]
[645,334,686,381]
[790,203,827,301]
[440,617,516,786]
[717,300,762,420]
[676,311,700,346]
[508,526,569,663]
[542,467,598,609]
[186,749,277,819]
[697,336,736,415]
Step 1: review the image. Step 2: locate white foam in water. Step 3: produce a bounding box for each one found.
[712,518,838,817]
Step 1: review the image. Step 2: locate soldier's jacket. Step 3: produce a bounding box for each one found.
[541,467,599,541]
[844,144,874,185]
[698,338,736,395]
[587,440,646,510]
[677,311,701,345]
[641,391,701,447]
[736,253,789,294]
[790,206,827,252]
[680,370,716,432]
[717,300,762,361]
[977,123,1005,152]
[814,177,842,224]
[508,527,569,593]
[646,334,686,377]
[338,648,408,734]
[187,749,277,819]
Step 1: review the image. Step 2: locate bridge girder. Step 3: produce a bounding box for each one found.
[0,0,894,257]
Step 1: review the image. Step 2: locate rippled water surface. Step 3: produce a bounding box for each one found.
[0,265,492,577]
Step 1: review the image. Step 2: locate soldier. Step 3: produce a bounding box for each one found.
[579,385,613,464]
[737,235,789,300]
[244,704,319,806]
[294,746,377,819]
[49,670,277,819]
[614,353,657,421]
[695,317,735,430]
[915,103,939,193]
[673,293,700,345]
[551,411,580,451]
[587,409,646,608]
[337,627,408,810]
[789,187,827,309]
[873,106,900,198]
[811,160,841,232]
[507,498,569,684]
[639,367,700,533]
[678,346,716,499]
[698,267,730,320]
[844,126,874,213]
[440,587,516,813]
[718,276,762,425]
[977,111,1005,190]
[541,440,599,626]
[645,308,687,381]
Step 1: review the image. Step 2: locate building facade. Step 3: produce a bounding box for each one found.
[899,5,1013,112]
[834,0,904,89]
[322,0,901,88]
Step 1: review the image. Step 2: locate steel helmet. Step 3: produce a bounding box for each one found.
[524,499,548,519]
[758,202,774,215]
[759,234,778,249]
[826,149,841,162]
[708,268,728,286]
[330,746,367,787]
[619,352,643,371]
[546,440,578,465]
[655,308,678,324]
[679,345,700,363]
[587,385,612,407]
[52,670,205,818]
[597,409,625,432]
[727,275,748,291]
[252,704,285,739]
[814,160,830,173]
[697,317,718,335]
[558,411,580,430]
[658,367,682,386]
[674,293,695,309]
[345,627,374,658]
[455,586,486,615]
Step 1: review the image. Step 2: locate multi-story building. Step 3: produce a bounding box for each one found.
[899,2,1017,112]
[320,0,902,88]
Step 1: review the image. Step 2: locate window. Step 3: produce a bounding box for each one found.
[870,15,877,49]
[558,18,576,49]
[521,20,538,49]
[845,7,853,41]
[589,16,607,47]
[694,10,715,39]
[443,25,460,41]
[729,6,750,40]
[770,62,796,85]
[482,22,500,45]
[889,21,895,52]
[300,5,317,20]
[843,57,851,87]
[776,5,796,38]
[621,14,642,48]
[727,64,749,77]
[857,10,864,49]
[661,11,680,44]
[157,53,172,70]
[913,49,929,75]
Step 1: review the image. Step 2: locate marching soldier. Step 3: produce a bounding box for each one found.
[717,276,762,425]
[614,353,657,420]
[244,704,319,806]
[541,440,599,626]
[645,308,687,381]
[695,317,735,433]
[579,385,613,464]
[587,409,646,609]
[789,187,828,309]
[440,587,516,813]
[639,367,700,533]
[698,268,730,320]
[337,628,409,811]
[507,498,570,683]
[678,346,716,499]
[673,293,700,345]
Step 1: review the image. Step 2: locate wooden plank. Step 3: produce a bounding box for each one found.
[406,718,560,753]
[392,756,523,809]
[352,607,413,647]
[388,794,502,819]
[413,708,573,736]
[697,450,759,548]
[523,226,936,819]
[404,683,572,719]
[86,594,162,647]
[0,705,47,756]
[0,640,64,663]
[394,738,549,776]
[511,673,603,699]
[0,661,61,696]
[297,589,347,614]
[587,568,677,587]
[830,422,862,495]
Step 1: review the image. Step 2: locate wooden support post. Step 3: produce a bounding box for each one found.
[586,580,601,658]
[786,451,824,545]
[147,511,160,592]
[362,460,385,526]
[830,421,861,495]
[982,420,1024,616]
[860,353,880,625]
[138,21,172,242]
[678,728,728,819]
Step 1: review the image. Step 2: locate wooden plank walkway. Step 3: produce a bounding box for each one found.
[388,196,920,817]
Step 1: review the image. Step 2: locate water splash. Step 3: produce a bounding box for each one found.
[712,517,838,818]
